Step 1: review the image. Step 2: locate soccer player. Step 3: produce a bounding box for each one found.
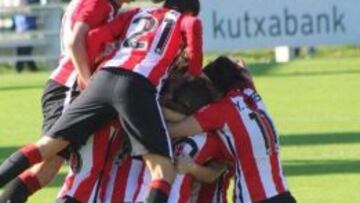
[0,1,203,202]
[99,75,228,203]
[168,56,297,203]
[0,1,132,202]
[163,77,231,203]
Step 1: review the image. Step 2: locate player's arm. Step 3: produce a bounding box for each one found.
[66,0,112,87]
[68,22,92,87]
[168,102,225,138]
[176,155,227,183]
[86,9,139,65]
[167,116,202,138]
[162,107,187,122]
[181,15,203,77]
[66,0,106,86]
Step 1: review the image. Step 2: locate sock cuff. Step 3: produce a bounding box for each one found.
[148,179,171,195]
[19,144,42,165]
[19,171,41,195]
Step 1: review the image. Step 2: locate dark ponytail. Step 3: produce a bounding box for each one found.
[164,0,200,16]
[204,56,253,95]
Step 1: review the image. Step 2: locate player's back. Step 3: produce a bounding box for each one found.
[216,88,289,202]
[101,7,193,89]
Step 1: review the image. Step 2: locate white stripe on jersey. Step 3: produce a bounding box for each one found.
[123,160,145,202]
[178,133,207,157]
[234,162,251,203]
[103,157,118,203]
[133,167,151,202]
[168,174,187,203]
[59,0,80,55]
[102,10,146,68]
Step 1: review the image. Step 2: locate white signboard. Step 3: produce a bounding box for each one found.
[200,0,360,51]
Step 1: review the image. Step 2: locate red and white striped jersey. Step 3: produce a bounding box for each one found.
[169,133,226,203]
[50,0,119,88]
[194,88,289,203]
[99,133,227,203]
[88,7,203,91]
[57,121,123,203]
[196,169,233,203]
[100,155,150,203]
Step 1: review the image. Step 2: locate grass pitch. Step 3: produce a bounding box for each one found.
[0,54,360,203]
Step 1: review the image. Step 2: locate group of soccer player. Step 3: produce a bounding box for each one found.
[0,0,298,202]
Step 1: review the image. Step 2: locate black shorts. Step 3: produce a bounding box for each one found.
[41,80,80,134]
[260,192,297,203]
[41,80,80,158]
[47,68,173,159]
[55,196,82,203]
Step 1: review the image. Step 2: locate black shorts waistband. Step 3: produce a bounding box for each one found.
[101,67,155,91]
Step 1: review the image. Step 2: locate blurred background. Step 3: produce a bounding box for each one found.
[0,0,359,202]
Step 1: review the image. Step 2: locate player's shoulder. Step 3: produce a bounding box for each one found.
[180,13,201,23]
[196,98,232,114]
[212,97,234,108]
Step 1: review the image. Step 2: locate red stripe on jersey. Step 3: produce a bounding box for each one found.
[197,182,217,203]
[132,164,146,202]
[70,0,87,27]
[226,104,267,201]
[269,153,285,194]
[258,116,286,194]
[177,176,193,203]
[73,127,111,202]
[111,157,132,202]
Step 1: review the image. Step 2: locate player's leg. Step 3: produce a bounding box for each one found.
[261,191,297,203]
[0,71,116,188]
[111,69,176,203]
[0,136,69,188]
[0,156,64,203]
[0,80,76,202]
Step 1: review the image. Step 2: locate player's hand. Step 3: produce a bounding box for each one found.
[175,154,196,174]
[77,76,90,90]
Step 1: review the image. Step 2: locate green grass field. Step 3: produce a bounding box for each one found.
[0,52,360,202]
